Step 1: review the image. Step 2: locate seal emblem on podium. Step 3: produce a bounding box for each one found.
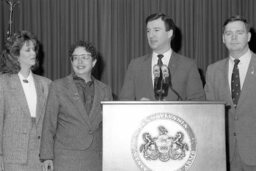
[131,113,197,171]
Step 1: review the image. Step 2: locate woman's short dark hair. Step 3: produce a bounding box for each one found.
[69,41,97,61]
[0,30,39,74]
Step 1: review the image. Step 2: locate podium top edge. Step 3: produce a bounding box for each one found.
[101,101,226,105]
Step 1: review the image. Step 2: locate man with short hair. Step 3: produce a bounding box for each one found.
[120,13,205,101]
[205,15,256,170]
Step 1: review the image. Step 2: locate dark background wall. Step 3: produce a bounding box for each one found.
[1,0,256,97]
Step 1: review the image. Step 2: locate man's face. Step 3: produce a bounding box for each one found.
[71,46,96,76]
[147,18,173,53]
[223,21,251,55]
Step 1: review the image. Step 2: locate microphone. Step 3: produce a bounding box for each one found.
[153,64,162,100]
[153,64,161,79]
[161,65,169,97]
[161,65,169,84]
[161,65,183,101]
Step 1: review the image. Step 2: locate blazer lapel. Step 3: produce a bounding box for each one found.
[34,75,45,125]
[65,75,92,128]
[168,52,178,76]
[237,53,256,108]
[144,54,155,99]
[9,75,31,118]
[222,59,233,107]
[88,81,100,122]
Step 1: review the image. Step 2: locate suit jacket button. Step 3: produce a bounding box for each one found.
[38,136,41,139]
[233,132,236,136]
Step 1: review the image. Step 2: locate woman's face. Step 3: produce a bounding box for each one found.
[71,46,96,76]
[18,40,37,69]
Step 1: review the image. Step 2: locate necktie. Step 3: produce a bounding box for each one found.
[157,54,164,84]
[157,54,164,66]
[154,54,164,100]
[231,59,240,107]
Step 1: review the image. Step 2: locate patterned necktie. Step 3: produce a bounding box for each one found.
[231,59,240,107]
[157,54,164,66]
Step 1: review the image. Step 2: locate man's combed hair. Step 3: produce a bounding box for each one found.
[223,15,250,32]
[146,13,176,33]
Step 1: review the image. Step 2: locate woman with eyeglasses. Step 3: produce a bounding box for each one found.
[0,30,51,171]
[40,40,113,171]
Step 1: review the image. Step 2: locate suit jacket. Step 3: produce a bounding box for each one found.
[0,73,51,164]
[120,52,205,100]
[205,52,256,165]
[39,75,112,160]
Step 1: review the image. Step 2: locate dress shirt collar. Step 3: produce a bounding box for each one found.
[152,48,172,66]
[229,49,251,64]
[18,70,34,83]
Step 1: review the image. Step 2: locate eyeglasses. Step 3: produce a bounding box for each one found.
[71,54,92,61]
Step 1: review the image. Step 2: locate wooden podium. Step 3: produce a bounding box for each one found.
[102,101,226,171]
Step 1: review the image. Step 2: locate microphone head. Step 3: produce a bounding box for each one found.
[161,65,169,80]
[153,64,160,78]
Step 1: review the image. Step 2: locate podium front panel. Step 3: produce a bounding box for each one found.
[102,101,226,171]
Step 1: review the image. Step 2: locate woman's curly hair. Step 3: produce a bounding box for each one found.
[0,30,39,74]
[68,40,98,61]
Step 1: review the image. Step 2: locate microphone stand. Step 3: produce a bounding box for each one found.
[167,74,183,101]
[169,85,183,101]
[154,75,165,101]
[159,80,164,101]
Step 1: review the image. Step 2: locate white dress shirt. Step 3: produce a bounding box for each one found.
[151,49,172,85]
[228,49,251,91]
[18,71,37,117]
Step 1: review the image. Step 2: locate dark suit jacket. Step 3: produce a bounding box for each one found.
[120,52,205,100]
[39,75,112,160]
[0,74,51,163]
[205,52,256,165]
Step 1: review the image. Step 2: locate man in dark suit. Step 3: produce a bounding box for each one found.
[205,15,256,170]
[120,13,205,101]
[40,41,112,171]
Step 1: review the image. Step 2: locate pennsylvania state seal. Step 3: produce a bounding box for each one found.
[131,113,196,171]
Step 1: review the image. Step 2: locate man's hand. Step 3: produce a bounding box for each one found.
[140,97,150,101]
[42,160,53,171]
